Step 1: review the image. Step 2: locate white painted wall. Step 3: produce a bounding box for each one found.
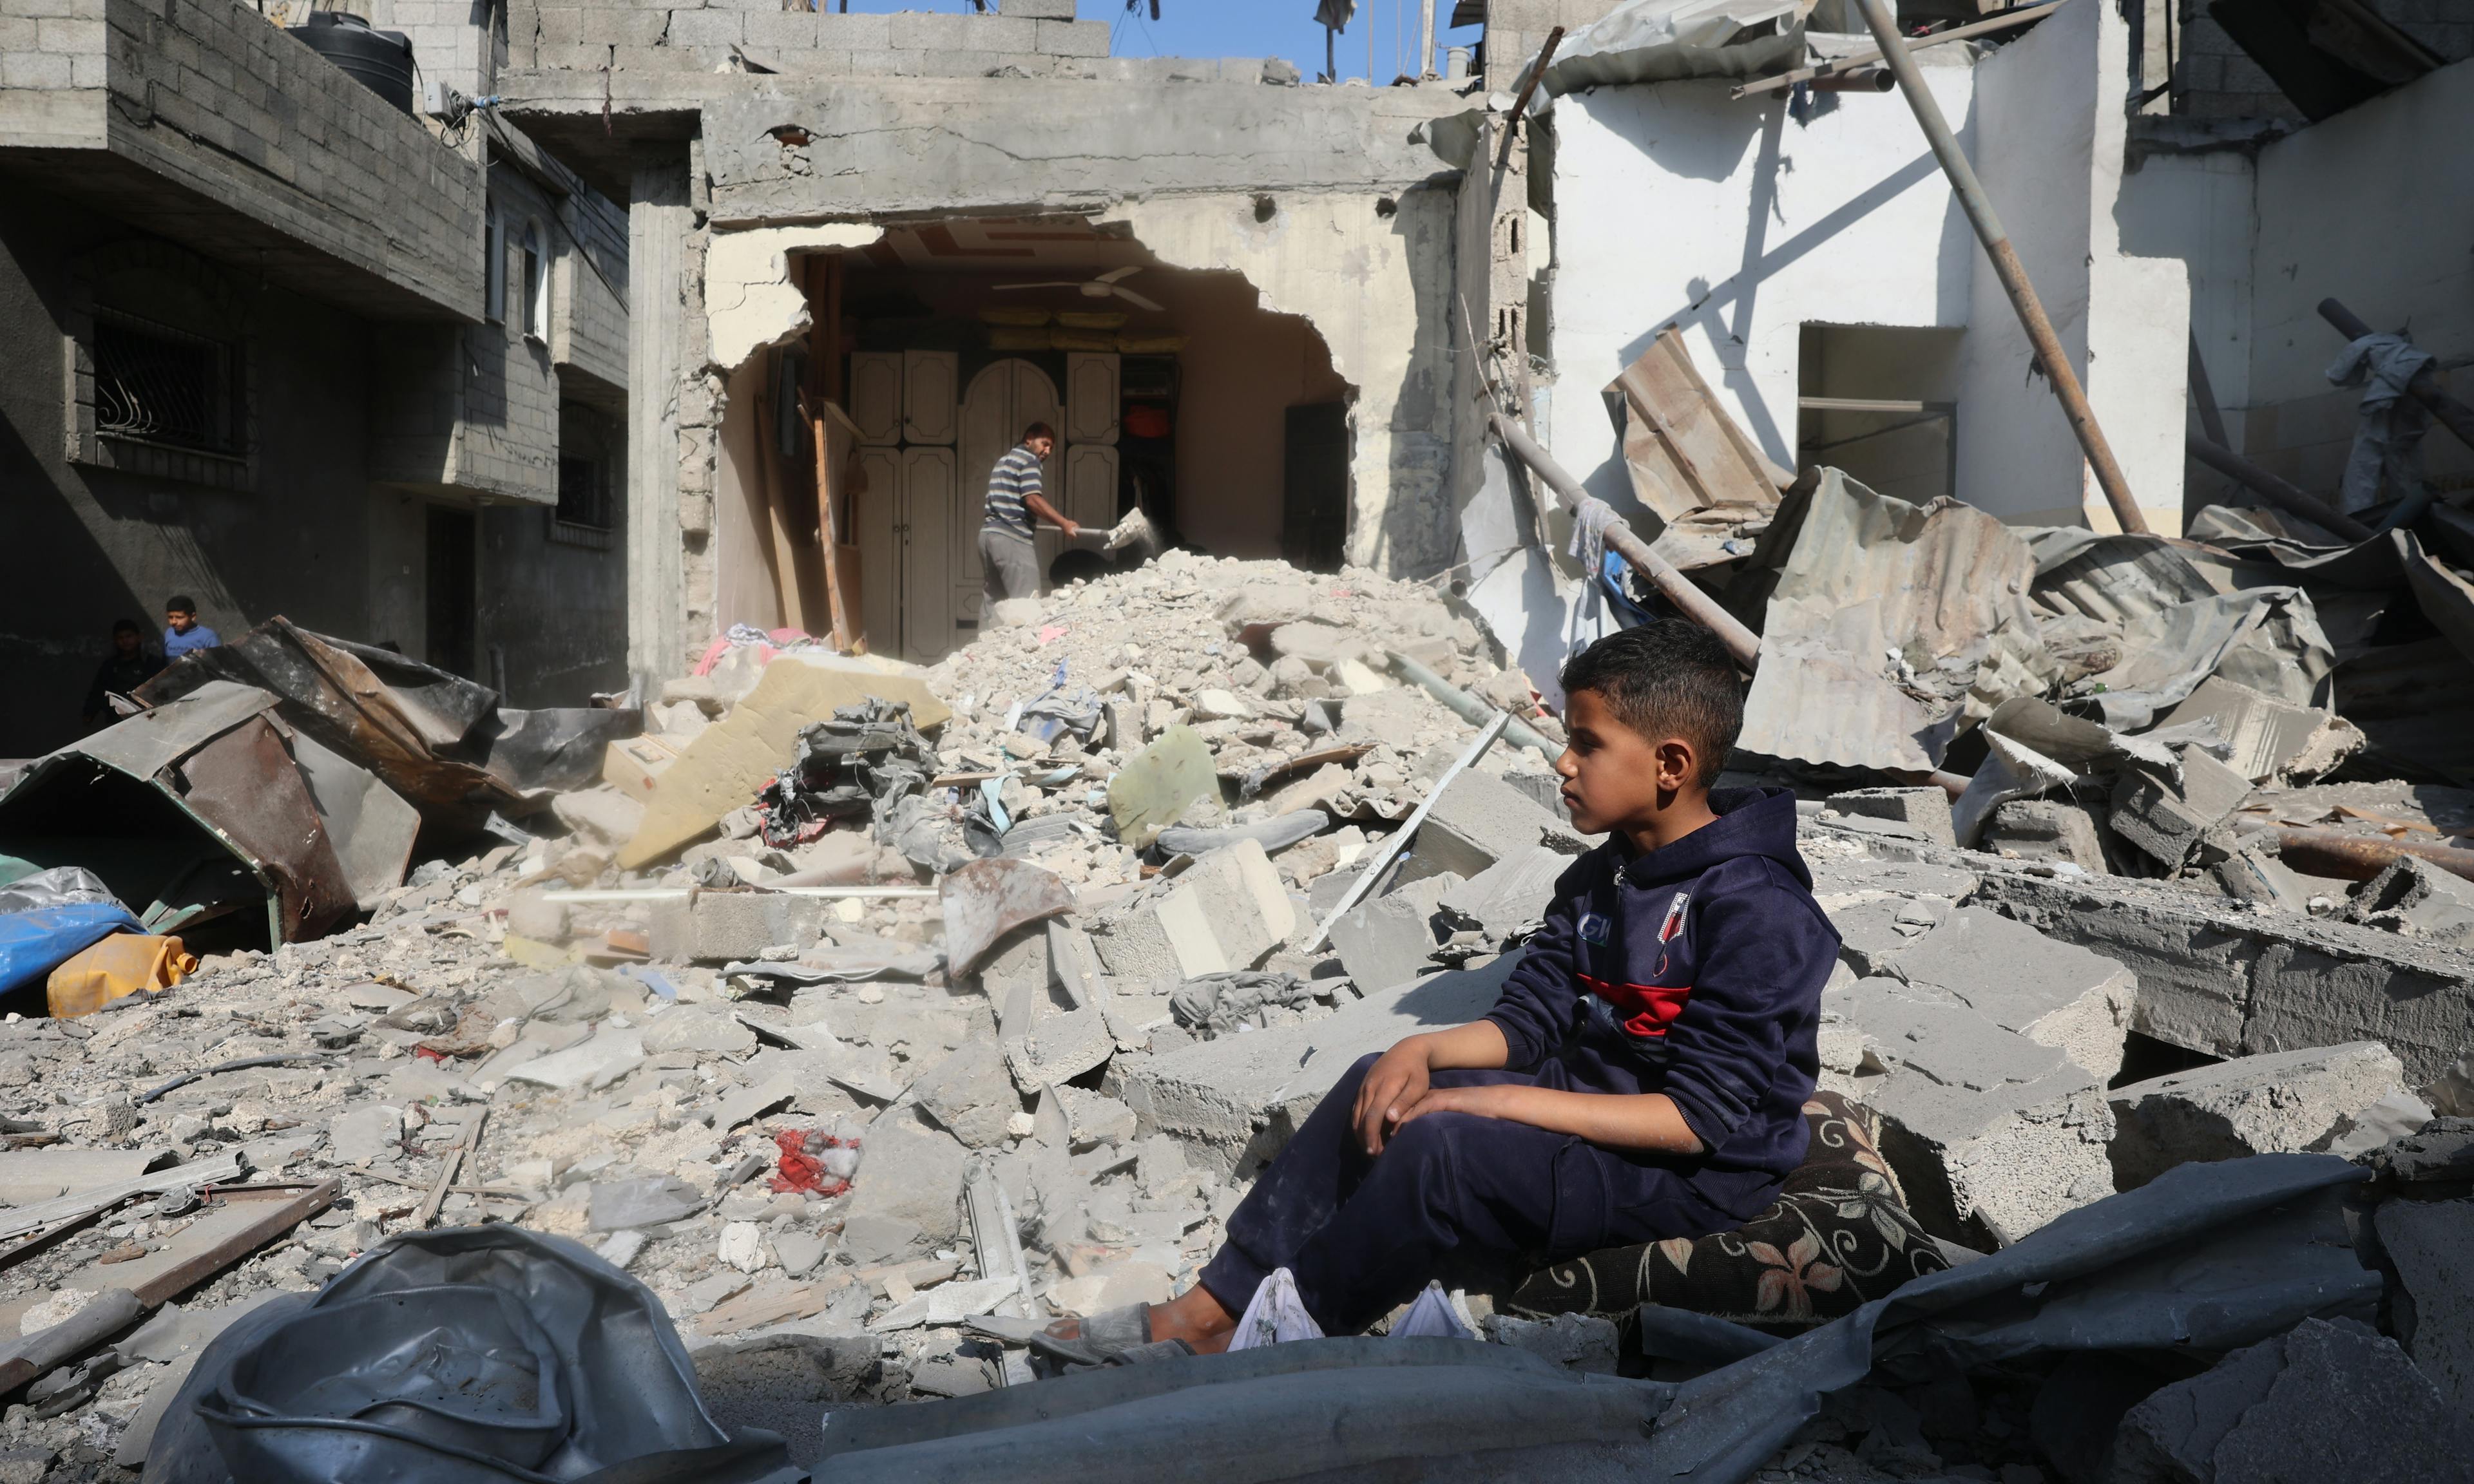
[2118,148,2255,511]
[1545,70,1978,526]
[2243,56,2474,498]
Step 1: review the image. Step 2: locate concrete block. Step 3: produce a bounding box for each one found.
[912,1041,1019,1149]
[1093,839,1294,982]
[810,10,888,47]
[1003,0,1073,16]
[665,8,742,46]
[1968,870,2474,1083]
[1328,871,1460,993]
[1406,768,1585,881]
[2375,1197,2474,1416]
[2109,747,2252,868]
[1051,1085,1136,1146]
[1879,906,2137,1084]
[1033,16,1106,53]
[1820,787,1956,849]
[841,1106,970,1247]
[2111,1318,2474,1483]
[1117,955,1522,1174]
[2346,855,2474,946]
[1216,584,1318,628]
[1004,1005,1113,1090]
[649,891,830,964]
[1828,976,2113,1246]
[2107,1041,2408,1187]
[884,9,1032,51]
[1093,886,1223,984]
[1980,798,2111,873]
[1437,846,1569,940]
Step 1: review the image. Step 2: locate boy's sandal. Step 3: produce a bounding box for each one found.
[1021,1302,1155,1369]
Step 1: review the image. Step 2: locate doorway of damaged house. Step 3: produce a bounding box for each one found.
[713,216,1355,663]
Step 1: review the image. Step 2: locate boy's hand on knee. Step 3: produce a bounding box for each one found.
[1353,1041,1433,1157]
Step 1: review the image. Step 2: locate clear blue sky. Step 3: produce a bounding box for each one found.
[832,2,1485,82]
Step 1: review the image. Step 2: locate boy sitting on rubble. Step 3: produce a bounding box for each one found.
[1041,620,1840,1358]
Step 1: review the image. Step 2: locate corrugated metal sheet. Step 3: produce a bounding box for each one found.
[1736,470,2049,772]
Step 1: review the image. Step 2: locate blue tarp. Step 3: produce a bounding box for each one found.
[0,903,139,996]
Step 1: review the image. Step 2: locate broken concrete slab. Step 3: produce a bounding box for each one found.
[1970,869,2474,1083]
[2111,1318,2474,1483]
[1824,976,2114,1247]
[2109,747,2253,869]
[1402,768,1586,882]
[326,1106,404,1166]
[910,1042,1020,1150]
[1092,839,1295,982]
[2373,1197,2474,1416]
[500,1026,646,1092]
[642,1006,760,1057]
[1115,955,1520,1175]
[0,1149,168,1206]
[1979,798,2111,873]
[1327,880,1452,994]
[650,891,830,965]
[2108,1042,2408,1188]
[2212,837,2322,911]
[1002,1005,1113,1092]
[1437,846,1568,941]
[589,1175,705,1232]
[1820,788,1957,850]
[553,785,646,850]
[840,1107,970,1247]
[1876,906,2137,1084]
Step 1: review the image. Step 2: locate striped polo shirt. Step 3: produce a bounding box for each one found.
[984,443,1043,540]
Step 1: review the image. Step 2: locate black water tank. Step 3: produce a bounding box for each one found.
[291,12,416,116]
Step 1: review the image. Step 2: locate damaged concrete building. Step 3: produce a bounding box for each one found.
[2,0,2474,1480]
[0,0,635,757]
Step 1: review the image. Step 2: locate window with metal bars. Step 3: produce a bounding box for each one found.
[91,309,242,454]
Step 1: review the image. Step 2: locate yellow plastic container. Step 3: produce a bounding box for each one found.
[47,933,196,1019]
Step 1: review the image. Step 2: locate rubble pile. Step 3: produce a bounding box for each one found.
[0,540,2469,1479]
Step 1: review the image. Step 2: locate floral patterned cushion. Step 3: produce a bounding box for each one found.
[1504,1091,1950,1333]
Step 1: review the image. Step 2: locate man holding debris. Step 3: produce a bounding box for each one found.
[81,618,161,730]
[978,423,1077,608]
[1042,622,1839,1357]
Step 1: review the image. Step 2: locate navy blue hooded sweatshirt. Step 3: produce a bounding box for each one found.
[1483,786,1838,1219]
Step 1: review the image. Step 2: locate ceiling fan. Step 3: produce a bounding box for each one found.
[991,265,1165,312]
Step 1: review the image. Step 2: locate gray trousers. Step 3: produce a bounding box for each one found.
[979,526,1040,606]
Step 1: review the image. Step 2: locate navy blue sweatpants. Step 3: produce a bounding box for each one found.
[1196,1053,1741,1335]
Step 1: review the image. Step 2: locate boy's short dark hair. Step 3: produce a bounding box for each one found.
[165,595,196,614]
[1021,422,1057,444]
[111,618,141,638]
[1558,620,1744,787]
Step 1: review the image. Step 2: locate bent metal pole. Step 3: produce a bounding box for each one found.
[1853,0,2148,535]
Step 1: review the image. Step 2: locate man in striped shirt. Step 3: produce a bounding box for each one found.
[980,422,1077,606]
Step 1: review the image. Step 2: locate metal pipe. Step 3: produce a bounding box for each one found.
[2185,434,2375,542]
[1385,649,1560,759]
[2275,828,2474,886]
[1807,66,1895,91]
[2317,298,2474,454]
[1490,411,1765,672]
[1419,0,1436,79]
[1497,25,1564,168]
[1734,0,2064,98]
[1854,0,2149,535]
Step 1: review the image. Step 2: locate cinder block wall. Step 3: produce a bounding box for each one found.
[520,1,1113,79]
